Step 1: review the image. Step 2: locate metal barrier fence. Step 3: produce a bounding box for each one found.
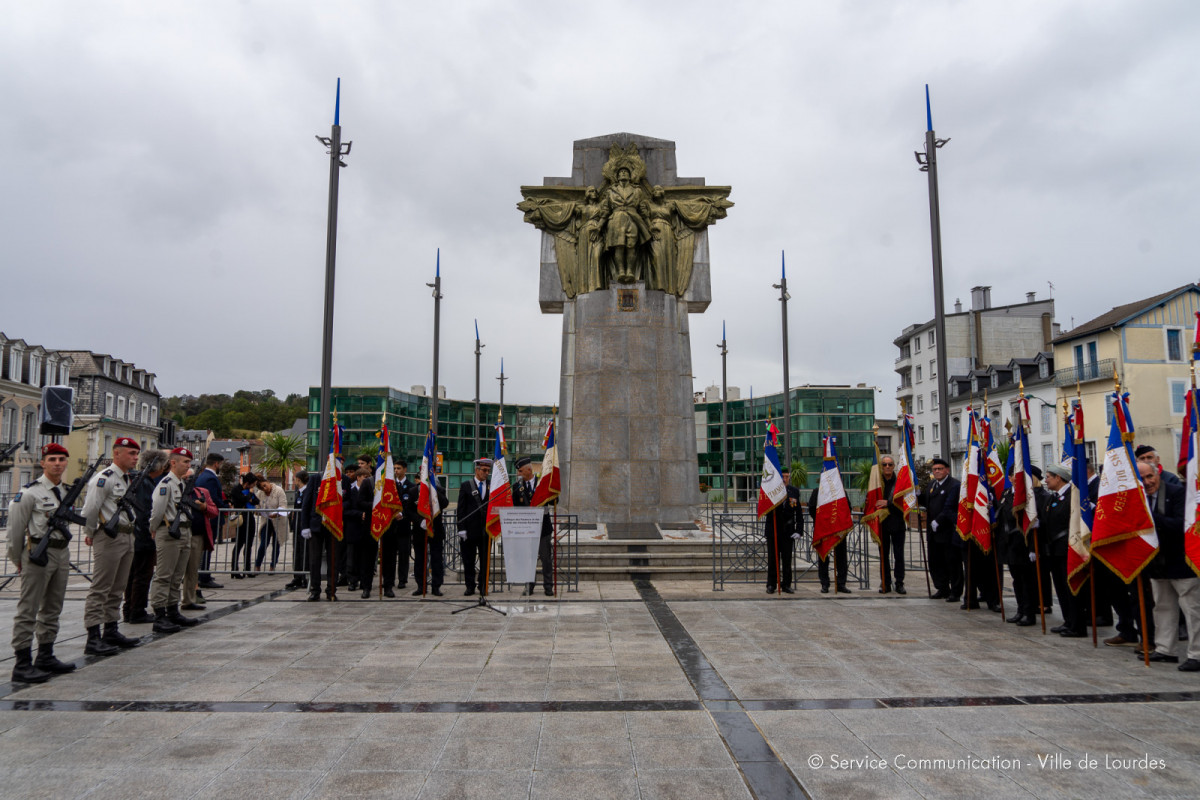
[1,505,580,594]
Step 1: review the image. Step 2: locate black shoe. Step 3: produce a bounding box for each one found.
[1016,616,1036,627]
[1043,606,1054,614]
[931,590,949,599]
[1059,628,1086,638]
[412,588,424,596]
[336,578,348,587]
[231,573,244,579]
[326,592,337,601]
[1148,652,1179,663]
[1006,614,1023,623]
[987,602,1003,613]
[181,603,206,611]
[307,591,321,601]
[1050,625,1067,634]
[431,588,443,596]
[361,588,371,599]
[10,648,51,683]
[782,587,795,594]
[1178,658,1200,672]
[820,586,830,594]
[836,587,852,594]
[199,580,224,589]
[878,586,891,594]
[465,588,476,596]
[127,609,154,625]
[84,625,119,657]
[1096,617,1113,627]
[766,586,776,595]
[347,581,358,592]
[544,588,554,597]
[152,607,181,634]
[384,587,395,598]
[946,596,961,603]
[284,579,300,589]
[169,606,200,627]
[102,622,141,648]
[397,583,407,589]
[896,584,907,595]
[34,643,76,674]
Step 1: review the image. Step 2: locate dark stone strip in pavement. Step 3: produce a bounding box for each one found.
[0,586,297,700]
[635,579,810,800]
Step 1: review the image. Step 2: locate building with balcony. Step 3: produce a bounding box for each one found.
[1051,283,1200,465]
[0,333,71,495]
[894,286,1058,464]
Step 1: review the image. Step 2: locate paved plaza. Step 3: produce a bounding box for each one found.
[1,576,1198,799]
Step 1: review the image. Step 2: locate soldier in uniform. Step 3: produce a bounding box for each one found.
[412,465,448,596]
[123,448,169,625]
[512,456,554,597]
[380,459,416,597]
[7,444,78,683]
[81,436,142,656]
[456,458,492,596]
[764,468,802,594]
[148,447,202,632]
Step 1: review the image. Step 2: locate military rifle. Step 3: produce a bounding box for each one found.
[100,468,150,538]
[29,456,105,568]
[167,474,200,540]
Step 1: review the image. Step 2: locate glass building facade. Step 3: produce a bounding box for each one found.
[309,384,876,504]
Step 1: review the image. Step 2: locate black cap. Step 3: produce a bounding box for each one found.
[515,456,532,469]
[930,457,950,468]
[1134,444,1156,458]
[1029,465,1043,480]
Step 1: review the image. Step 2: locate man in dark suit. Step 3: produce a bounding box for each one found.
[917,457,962,601]
[763,468,802,594]
[300,459,341,601]
[1140,460,1195,668]
[876,457,908,595]
[194,453,228,590]
[285,471,309,590]
[1042,463,1085,637]
[808,486,849,594]
[412,468,448,597]
[1000,467,1041,626]
[380,459,417,597]
[456,458,492,596]
[513,456,555,597]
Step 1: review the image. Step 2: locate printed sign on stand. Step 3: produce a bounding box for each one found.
[498,507,543,584]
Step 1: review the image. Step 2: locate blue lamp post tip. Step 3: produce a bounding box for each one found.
[436,248,440,278]
[925,84,932,132]
[781,250,786,280]
[475,319,480,340]
[334,78,341,126]
[722,320,726,341]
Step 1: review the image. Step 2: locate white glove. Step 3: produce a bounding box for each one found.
[457,530,467,540]
[420,520,427,530]
[1029,552,1037,563]
[791,533,801,540]
[930,520,938,532]
[300,528,311,539]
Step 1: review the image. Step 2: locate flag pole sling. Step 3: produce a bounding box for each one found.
[1033,529,1046,634]
[1137,575,1151,667]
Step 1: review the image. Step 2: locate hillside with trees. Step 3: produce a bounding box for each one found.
[163,390,307,437]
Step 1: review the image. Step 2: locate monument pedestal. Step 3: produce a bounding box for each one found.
[558,283,700,527]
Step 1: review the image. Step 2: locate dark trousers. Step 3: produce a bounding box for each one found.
[880,528,906,589]
[461,533,487,591]
[1108,571,1155,644]
[1047,544,1084,630]
[413,533,445,591]
[1006,539,1038,618]
[335,539,353,585]
[765,528,794,590]
[928,537,963,597]
[963,542,998,605]
[123,548,156,615]
[308,530,338,594]
[817,539,848,589]
[357,537,378,589]
[381,531,411,587]
[536,533,554,591]
[255,523,280,569]
[231,517,256,573]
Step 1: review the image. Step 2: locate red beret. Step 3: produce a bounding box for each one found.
[171,447,194,459]
[113,437,140,451]
[41,443,69,458]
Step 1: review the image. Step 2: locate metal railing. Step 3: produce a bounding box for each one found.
[1053,358,1117,387]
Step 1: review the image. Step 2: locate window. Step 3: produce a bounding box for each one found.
[1042,443,1053,468]
[117,396,126,420]
[917,395,924,413]
[931,391,938,410]
[28,355,40,386]
[142,403,149,424]
[952,416,961,439]
[22,411,35,452]
[60,365,69,384]
[104,434,112,454]
[991,373,999,389]
[1106,394,1115,425]
[1085,440,1098,466]
[105,393,114,417]
[1039,360,1049,379]
[971,377,979,394]
[1170,379,1188,415]
[128,395,136,421]
[1,407,14,442]
[0,473,10,495]
[150,406,158,426]
[932,423,940,442]
[929,331,936,347]
[1041,405,1053,434]
[918,425,926,444]
[1167,328,1184,362]
[930,360,936,379]
[916,365,923,383]
[914,338,921,353]
[9,350,21,381]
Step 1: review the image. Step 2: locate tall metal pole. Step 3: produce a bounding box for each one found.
[426,250,442,440]
[497,358,507,418]
[773,252,792,467]
[917,84,952,462]
[316,78,351,463]
[718,321,729,513]
[474,320,484,458]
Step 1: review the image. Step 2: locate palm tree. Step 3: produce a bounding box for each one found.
[260,432,306,485]
[788,460,809,489]
[851,459,874,493]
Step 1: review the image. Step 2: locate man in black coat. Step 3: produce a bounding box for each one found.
[808,486,849,594]
[1140,460,1196,668]
[300,460,341,601]
[193,453,228,589]
[412,469,448,596]
[876,456,908,595]
[123,448,169,624]
[456,458,492,596]
[379,460,417,597]
[917,458,962,601]
[1041,463,1085,637]
[1000,467,1041,626]
[285,471,309,590]
[763,468,802,594]
[513,456,555,597]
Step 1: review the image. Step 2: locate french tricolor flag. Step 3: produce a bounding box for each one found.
[1091,392,1157,583]
[756,420,787,518]
[813,436,852,561]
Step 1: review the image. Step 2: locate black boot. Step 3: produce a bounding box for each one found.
[127,607,155,624]
[11,647,51,683]
[84,625,119,657]
[103,621,142,649]
[153,607,181,633]
[169,605,200,627]
[34,643,76,674]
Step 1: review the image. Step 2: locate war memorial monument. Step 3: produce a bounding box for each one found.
[518,134,732,535]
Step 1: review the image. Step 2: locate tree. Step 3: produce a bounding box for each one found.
[852,459,874,493]
[788,460,808,489]
[260,433,306,482]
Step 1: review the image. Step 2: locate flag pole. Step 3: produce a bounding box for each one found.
[773,255,793,467]
[770,408,781,594]
[719,322,729,514]
[551,407,559,598]
[873,425,887,592]
[475,321,485,459]
[423,410,432,599]
[917,85,952,463]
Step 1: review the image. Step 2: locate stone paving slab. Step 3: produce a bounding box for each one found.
[1,581,1199,798]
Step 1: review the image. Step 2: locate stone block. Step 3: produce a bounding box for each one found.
[629,462,661,506]
[630,417,662,460]
[573,374,600,415]
[599,463,630,507]
[627,328,658,371]
[600,417,630,460]
[629,379,659,417]
[572,417,601,460]
[600,378,630,415]
[574,332,602,373]
[601,328,630,371]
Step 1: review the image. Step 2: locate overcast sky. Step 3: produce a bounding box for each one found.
[3,1,1197,411]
